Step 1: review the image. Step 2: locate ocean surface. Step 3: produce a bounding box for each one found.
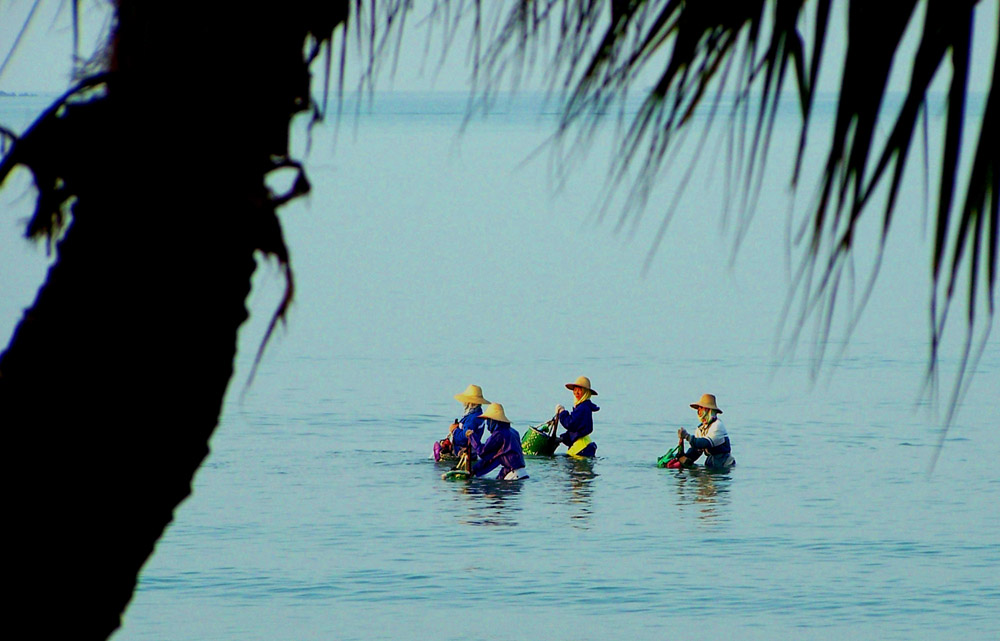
[1,91,997,641]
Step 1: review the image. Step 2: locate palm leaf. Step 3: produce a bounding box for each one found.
[380,0,997,423]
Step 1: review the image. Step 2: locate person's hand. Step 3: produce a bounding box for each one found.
[677,428,689,441]
[449,422,460,433]
[465,430,473,439]
[555,404,565,416]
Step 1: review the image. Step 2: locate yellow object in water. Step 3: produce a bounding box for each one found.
[567,435,592,457]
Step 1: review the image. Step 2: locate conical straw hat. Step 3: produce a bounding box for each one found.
[565,376,598,396]
[689,393,722,413]
[454,384,490,405]
[479,402,511,424]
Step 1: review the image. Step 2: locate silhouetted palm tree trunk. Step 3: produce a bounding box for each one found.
[3,2,996,638]
[1,4,342,638]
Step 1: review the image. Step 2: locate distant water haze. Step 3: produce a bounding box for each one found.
[1,92,997,641]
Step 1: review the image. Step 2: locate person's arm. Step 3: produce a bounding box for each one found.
[679,447,703,466]
[467,427,485,456]
[681,422,724,450]
[558,403,593,438]
[471,433,503,477]
[454,413,480,448]
[554,405,573,444]
[688,434,714,449]
[675,429,704,465]
[469,416,486,450]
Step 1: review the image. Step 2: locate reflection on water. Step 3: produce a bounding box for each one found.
[440,454,601,529]
[451,478,524,528]
[671,468,733,521]
[562,456,598,524]
[72,89,999,641]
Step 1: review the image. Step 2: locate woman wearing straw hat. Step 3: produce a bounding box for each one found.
[466,403,529,480]
[675,393,735,469]
[554,376,599,457]
[433,384,490,461]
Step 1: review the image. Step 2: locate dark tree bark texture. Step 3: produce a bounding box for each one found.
[1,3,344,638]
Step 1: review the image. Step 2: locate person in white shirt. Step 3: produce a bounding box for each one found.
[677,393,735,469]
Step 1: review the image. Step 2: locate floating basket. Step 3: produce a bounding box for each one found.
[656,445,681,468]
[522,424,559,456]
[442,469,471,481]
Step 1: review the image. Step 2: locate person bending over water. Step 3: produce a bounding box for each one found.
[676,393,735,469]
[434,384,489,461]
[554,376,599,457]
[467,403,529,480]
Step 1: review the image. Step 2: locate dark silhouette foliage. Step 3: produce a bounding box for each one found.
[1,3,344,638]
[403,0,996,418]
[0,1,996,638]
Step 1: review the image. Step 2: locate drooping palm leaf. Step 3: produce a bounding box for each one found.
[374,0,997,420]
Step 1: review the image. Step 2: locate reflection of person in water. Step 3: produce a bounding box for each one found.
[564,457,597,523]
[461,479,525,502]
[458,480,525,527]
[456,469,526,528]
[676,469,732,521]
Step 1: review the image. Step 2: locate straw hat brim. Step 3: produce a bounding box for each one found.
[480,403,511,424]
[690,394,722,413]
[565,382,598,396]
[455,393,490,405]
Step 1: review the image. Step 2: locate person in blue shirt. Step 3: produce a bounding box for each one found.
[433,384,489,461]
[676,393,735,469]
[554,376,599,457]
[467,403,529,480]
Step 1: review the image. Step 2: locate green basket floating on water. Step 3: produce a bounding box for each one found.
[521,424,560,456]
[656,445,681,468]
[442,448,473,480]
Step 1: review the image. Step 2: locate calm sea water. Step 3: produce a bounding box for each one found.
[1,92,997,641]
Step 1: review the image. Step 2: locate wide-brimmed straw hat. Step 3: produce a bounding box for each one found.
[454,384,490,405]
[690,393,722,413]
[480,402,511,424]
[565,376,598,396]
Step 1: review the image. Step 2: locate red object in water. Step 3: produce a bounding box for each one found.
[433,439,452,461]
[665,459,681,469]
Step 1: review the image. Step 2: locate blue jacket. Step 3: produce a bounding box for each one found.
[471,421,527,479]
[557,399,599,445]
[450,407,485,451]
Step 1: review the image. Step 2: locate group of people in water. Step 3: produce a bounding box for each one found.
[433,377,735,480]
